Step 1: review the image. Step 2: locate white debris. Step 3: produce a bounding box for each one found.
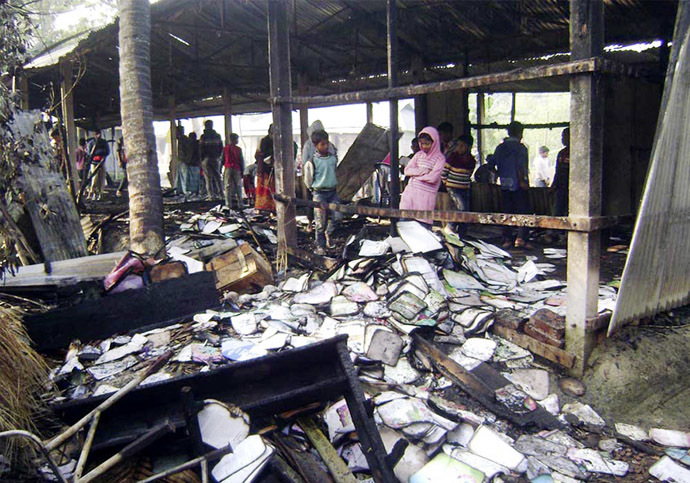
[467,425,526,471]
[650,428,690,448]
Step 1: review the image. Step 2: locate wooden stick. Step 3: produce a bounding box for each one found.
[136,444,235,483]
[297,416,358,483]
[79,420,175,483]
[45,351,172,451]
[73,411,101,480]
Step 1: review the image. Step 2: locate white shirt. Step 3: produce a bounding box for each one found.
[530,154,555,187]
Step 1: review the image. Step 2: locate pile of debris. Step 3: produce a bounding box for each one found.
[17,218,690,482]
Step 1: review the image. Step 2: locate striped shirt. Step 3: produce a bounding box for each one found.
[442,152,476,190]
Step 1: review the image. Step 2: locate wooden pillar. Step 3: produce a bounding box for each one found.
[411,55,427,133]
[298,74,309,146]
[168,95,177,187]
[268,0,297,249]
[387,0,400,210]
[366,102,373,124]
[566,0,604,376]
[60,58,79,196]
[18,74,30,110]
[476,92,485,163]
[510,92,517,122]
[223,87,232,142]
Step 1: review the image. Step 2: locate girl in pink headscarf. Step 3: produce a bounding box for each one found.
[399,126,446,225]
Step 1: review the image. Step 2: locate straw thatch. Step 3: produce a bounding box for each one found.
[0,306,51,462]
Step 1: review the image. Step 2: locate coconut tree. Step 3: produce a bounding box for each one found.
[118,0,164,255]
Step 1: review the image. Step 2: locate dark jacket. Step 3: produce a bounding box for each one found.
[199,128,223,159]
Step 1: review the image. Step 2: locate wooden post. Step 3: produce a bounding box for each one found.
[267,0,297,249]
[387,0,400,210]
[223,87,232,142]
[566,0,604,376]
[18,74,30,111]
[299,74,309,146]
[59,58,79,197]
[168,95,177,187]
[366,102,373,124]
[476,92,485,163]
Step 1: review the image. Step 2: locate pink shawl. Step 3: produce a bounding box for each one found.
[403,126,446,193]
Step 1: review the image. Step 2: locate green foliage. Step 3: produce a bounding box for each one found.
[28,0,118,56]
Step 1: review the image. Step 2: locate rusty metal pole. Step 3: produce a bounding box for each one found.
[566,0,604,376]
[268,0,297,249]
[387,0,400,215]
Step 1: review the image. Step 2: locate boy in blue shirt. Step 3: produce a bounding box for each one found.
[304,130,343,255]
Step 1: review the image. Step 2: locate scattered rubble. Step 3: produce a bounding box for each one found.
[2,206,688,482]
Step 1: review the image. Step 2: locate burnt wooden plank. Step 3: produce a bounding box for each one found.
[274,194,628,232]
[336,123,390,202]
[492,325,576,369]
[24,271,219,352]
[413,334,564,430]
[51,337,350,450]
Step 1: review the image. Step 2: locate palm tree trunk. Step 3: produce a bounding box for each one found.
[118,0,164,256]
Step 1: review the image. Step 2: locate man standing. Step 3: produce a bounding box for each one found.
[530,145,554,187]
[489,121,531,248]
[87,130,110,201]
[199,120,223,200]
[223,133,244,209]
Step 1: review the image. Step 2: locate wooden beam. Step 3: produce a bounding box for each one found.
[492,325,576,369]
[168,95,177,187]
[387,0,400,210]
[24,272,219,352]
[268,0,297,249]
[18,74,30,110]
[476,92,485,162]
[365,102,373,124]
[298,74,309,146]
[282,58,623,107]
[273,194,627,232]
[413,334,563,430]
[297,417,358,483]
[223,87,232,142]
[59,58,79,196]
[0,251,126,290]
[566,0,604,376]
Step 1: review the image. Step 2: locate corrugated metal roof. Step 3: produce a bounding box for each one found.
[22,0,678,125]
[609,22,690,334]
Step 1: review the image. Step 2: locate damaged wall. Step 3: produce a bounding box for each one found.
[603,76,661,216]
[424,89,470,136]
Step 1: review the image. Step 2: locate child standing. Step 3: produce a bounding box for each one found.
[442,134,476,237]
[399,126,447,226]
[304,130,343,255]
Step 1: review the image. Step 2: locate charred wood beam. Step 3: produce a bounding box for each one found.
[281,58,631,107]
[273,194,628,232]
[268,0,297,249]
[25,272,219,352]
[413,334,564,430]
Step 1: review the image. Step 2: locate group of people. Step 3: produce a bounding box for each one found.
[394,121,570,249]
[173,120,265,210]
[50,127,127,201]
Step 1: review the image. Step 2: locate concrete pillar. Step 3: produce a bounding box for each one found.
[566,0,604,376]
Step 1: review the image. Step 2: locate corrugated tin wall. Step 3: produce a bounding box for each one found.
[609,5,690,334]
